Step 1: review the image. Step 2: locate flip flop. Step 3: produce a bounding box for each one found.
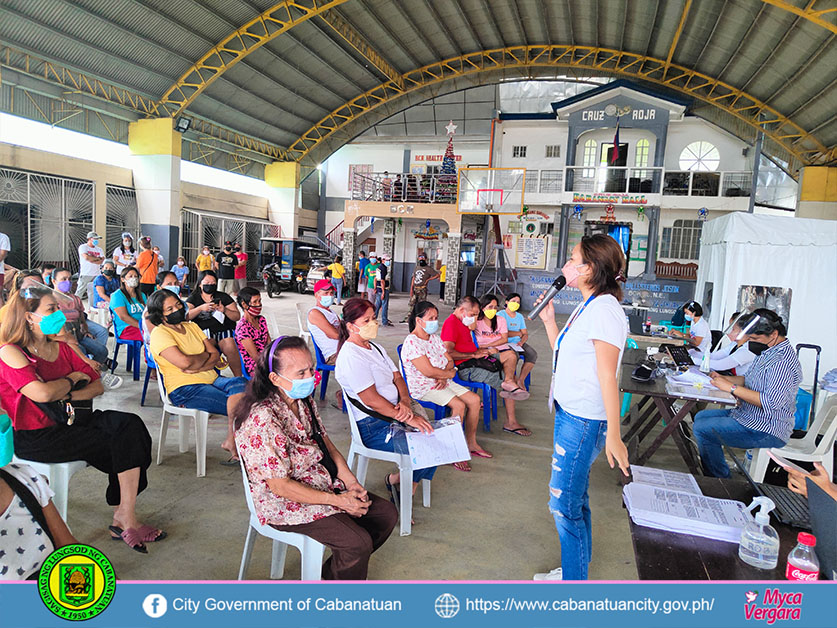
[384,474,400,508]
[452,461,472,472]
[504,387,530,401]
[503,426,532,437]
[470,449,493,459]
[220,456,239,466]
[108,526,148,554]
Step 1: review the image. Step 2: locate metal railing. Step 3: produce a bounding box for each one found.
[564,166,663,194]
[350,172,458,203]
[663,171,752,197]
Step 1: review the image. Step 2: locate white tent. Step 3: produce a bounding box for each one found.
[696,212,837,388]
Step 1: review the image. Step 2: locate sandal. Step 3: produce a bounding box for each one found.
[452,461,471,472]
[384,473,400,508]
[220,457,239,466]
[469,448,493,459]
[503,426,532,437]
[108,525,148,554]
[137,525,167,543]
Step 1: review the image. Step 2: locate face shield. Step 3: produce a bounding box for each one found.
[21,284,81,337]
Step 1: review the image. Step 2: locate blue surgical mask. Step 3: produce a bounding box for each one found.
[685,314,693,322]
[319,295,334,307]
[92,239,99,246]
[0,413,12,467]
[164,285,180,294]
[33,310,67,336]
[423,319,439,334]
[279,374,316,399]
[384,260,391,267]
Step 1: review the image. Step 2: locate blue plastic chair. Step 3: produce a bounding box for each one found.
[620,338,640,418]
[313,341,334,401]
[141,343,156,406]
[453,374,496,432]
[238,346,252,381]
[109,308,142,381]
[396,344,447,421]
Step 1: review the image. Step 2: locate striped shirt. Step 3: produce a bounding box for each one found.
[731,339,801,441]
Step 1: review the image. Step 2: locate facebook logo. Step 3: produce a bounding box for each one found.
[142,594,168,618]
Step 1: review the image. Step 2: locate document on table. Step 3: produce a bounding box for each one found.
[668,367,716,388]
[404,423,471,470]
[623,482,748,543]
[665,381,737,405]
[629,465,703,495]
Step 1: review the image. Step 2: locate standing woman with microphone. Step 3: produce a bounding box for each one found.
[533,234,631,581]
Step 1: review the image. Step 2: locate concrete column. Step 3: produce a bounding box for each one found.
[382,219,395,260]
[557,205,571,264]
[128,117,182,264]
[342,228,357,294]
[444,233,462,306]
[266,161,301,237]
[643,205,660,278]
[796,166,837,219]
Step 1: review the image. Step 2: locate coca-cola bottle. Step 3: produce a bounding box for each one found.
[785,532,820,581]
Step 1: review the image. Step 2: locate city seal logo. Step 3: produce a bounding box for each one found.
[38,544,116,621]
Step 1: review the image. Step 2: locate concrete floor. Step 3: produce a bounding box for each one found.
[59,290,691,581]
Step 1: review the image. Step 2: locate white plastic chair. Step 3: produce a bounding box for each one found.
[295,303,312,346]
[155,370,210,477]
[236,444,325,580]
[11,457,87,521]
[342,388,430,536]
[750,396,837,482]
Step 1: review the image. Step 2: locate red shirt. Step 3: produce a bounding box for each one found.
[441,314,477,365]
[0,342,100,431]
[234,252,248,279]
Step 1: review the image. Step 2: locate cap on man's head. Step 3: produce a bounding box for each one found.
[86,231,101,240]
[314,279,333,293]
[369,252,378,258]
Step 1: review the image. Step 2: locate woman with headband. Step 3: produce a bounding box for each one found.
[145,289,248,465]
[233,335,398,580]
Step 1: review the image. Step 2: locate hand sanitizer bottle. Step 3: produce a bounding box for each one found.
[699,349,711,374]
[739,497,779,569]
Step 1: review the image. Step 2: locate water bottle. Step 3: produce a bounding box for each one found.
[739,497,779,569]
[644,317,652,333]
[786,533,820,581]
[699,349,711,374]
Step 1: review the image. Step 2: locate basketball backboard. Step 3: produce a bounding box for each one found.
[457,168,525,214]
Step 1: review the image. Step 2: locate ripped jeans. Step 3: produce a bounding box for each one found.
[549,404,608,580]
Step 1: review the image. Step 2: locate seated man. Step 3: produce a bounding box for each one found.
[693,309,802,478]
[441,295,532,437]
[92,260,120,309]
[307,279,340,365]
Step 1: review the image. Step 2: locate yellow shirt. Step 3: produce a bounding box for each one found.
[327,263,345,280]
[440,265,447,282]
[196,254,214,272]
[150,322,216,395]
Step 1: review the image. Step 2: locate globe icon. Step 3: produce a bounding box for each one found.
[434,593,460,619]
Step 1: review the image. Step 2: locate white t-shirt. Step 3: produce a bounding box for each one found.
[0,463,55,580]
[112,246,136,275]
[552,294,628,420]
[401,333,449,399]
[307,306,340,360]
[0,232,10,274]
[687,316,711,356]
[77,243,105,276]
[335,341,399,406]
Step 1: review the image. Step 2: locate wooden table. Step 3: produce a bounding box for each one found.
[619,348,734,475]
[627,476,799,580]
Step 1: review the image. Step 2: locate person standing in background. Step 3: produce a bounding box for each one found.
[401,254,438,323]
[356,250,369,299]
[196,246,214,274]
[0,230,9,305]
[216,241,237,295]
[153,246,165,272]
[135,236,158,299]
[233,243,248,296]
[170,256,190,294]
[327,255,345,305]
[364,253,380,304]
[438,263,446,300]
[112,232,135,276]
[373,254,392,327]
[76,231,104,300]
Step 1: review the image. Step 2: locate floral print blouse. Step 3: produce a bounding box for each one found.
[235,393,345,527]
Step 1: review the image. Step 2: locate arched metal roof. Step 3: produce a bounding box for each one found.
[1,0,835,175]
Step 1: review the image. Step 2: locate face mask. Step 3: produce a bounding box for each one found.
[165,307,186,325]
[419,260,427,267]
[123,240,132,247]
[561,260,586,288]
[247,305,262,316]
[177,260,184,266]
[483,308,497,319]
[384,260,391,267]
[202,284,217,294]
[91,239,99,246]
[507,302,520,312]
[164,285,180,294]
[125,277,139,288]
[202,250,209,255]
[234,247,241,252]
[684,314,694,322]
[369,258,377,264]
[462,315,476,327]
[354,320,378,340]
[423,319,439,334]
[749,341,769,356]
[319,295,334,307]
[33,310,67,336]
[103,269,115,278]
[279,373,316,399]
[0,413,12,467]
[56,280,72,293]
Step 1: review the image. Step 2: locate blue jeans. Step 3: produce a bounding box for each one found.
[331,278,343,304]
[356,417,436,482]
[80,320,110,365]
[168,376,248,415]
[374,289,390,324]
[692,409,786,478]
[550,405,608,580]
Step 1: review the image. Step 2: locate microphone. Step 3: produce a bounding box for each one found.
[527,275,567,321]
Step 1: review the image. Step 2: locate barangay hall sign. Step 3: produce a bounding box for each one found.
[572,192,648,205]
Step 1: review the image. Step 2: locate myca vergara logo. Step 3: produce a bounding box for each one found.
[744,589,802,624]
[38,544,116,621]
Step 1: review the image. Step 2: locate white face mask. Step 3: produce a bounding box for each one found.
[462,315,476,326]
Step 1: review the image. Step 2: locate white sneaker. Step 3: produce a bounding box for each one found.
[101,372,123,390]
[533,567,562,581]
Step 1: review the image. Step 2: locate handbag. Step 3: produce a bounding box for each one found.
[457,356,502,373]
[301,397,340,482]
[19,346,93,426]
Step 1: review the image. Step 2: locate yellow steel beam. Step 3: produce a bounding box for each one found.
[319,9,403,88]
[155,0,349,117]
[665,0,693,77]
[760,0,837,35]
[285,46,834,167]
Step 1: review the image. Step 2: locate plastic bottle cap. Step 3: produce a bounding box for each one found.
[755,512,770,525]
[797,532,816,547]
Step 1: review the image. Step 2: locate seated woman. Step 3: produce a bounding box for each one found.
[334,298,436,506]
[0,287,162,553]
[402,301,489,465]
[110,266,146,342]
[497,292,537,389]
[474,294,529,403]
[92,260,120,309]
[146,289,248,465]
[185,270,242,377]
[708,312,757,376]
[235,287,271,377]
[693,309,802,478]
[233,336,397,580]
[141,272,183,339]
[669,300,711,359]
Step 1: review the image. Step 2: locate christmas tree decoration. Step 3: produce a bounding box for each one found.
[636,205,646,221]
[572,204,584,220]
[698,207,708,221]
[436,121,458,203]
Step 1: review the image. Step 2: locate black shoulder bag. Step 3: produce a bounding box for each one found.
[19,346,93,425]
[300,396,340,482]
